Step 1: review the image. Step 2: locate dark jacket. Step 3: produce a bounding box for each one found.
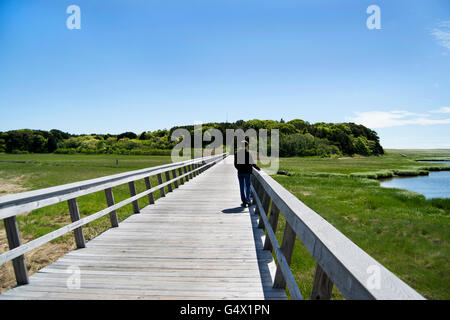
[234,149,261,174]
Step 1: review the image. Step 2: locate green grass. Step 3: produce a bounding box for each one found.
[266,149,450,300]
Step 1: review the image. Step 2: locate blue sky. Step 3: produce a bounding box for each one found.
[0,0,449,148]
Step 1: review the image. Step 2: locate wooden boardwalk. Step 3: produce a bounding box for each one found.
[0,157,286,300]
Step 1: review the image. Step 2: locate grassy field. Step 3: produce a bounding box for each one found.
[270,149,450,300]
[0,150,449,299]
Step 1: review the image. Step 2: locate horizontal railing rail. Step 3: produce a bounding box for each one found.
[0,153,228,287]
[250,168,425,300]
[0,154,224,220]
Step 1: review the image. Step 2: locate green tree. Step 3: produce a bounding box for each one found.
[353,136,371,156]
[31,134,47,153]
[117,132,137,140]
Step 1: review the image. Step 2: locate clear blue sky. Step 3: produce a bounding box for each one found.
[1,0,449,148]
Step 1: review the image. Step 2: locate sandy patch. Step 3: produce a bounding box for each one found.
[0,175,28,195]
[295,191,313,196]
[0,228,75,294]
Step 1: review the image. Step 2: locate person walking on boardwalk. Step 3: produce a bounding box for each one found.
[234,140,260,207]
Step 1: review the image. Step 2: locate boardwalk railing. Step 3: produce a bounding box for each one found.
[0,153,227,286]
[250,169,425,300]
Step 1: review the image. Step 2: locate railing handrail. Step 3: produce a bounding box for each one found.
[251,168,425,300]
[0,153,226,220]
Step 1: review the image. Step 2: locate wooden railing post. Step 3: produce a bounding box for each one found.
[188,164,194,179]
[178,168,184,185]
[157,173,165,197]
[273,223,296,289]
[67,198,86,248]
[3,216,29,285]
[104,188,119,227]
[252,180,262,213]
[128,181,140,213]
[250,175,257,206]
[165,171,173,192]
[144,177,155,204]
[310,263,334,300]
[172,169,178,188]
[258,192,270,230]
[183,166,190,181]
[188,164,193,178]
[195,163,199,176]
[253,181,266,222]
[264,203,280,251]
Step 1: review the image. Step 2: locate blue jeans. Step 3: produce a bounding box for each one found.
[237,173,251,204]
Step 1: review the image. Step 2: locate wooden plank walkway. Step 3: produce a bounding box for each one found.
[0,157,286,300]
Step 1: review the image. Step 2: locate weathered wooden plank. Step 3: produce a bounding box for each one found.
[30,271,273,284]
[172,169,178,188]
[1,286,278,300]
[104,188,119,227]
[258,191,270,229]
[144,177,155,204]
[128,181,140,213]
[165,171,173,192]
[264,202,280,251]
[183,166,189,181]
[67,198,85,248]
[273,223,296,289]
[310,263,334,300]
[156,173,165,198]
[3,216,29,285]
[178,168,184,185]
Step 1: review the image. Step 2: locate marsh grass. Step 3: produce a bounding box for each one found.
[266,149,450,299]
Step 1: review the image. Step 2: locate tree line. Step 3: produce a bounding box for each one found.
[0,119,384,157]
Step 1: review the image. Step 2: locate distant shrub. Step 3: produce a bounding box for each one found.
[349,172,378,179]
[12,149,29,154]
[276,170,292,176]
[375,170,394,179]
[276,170,347,178]
[55,148,77,154]
[420,165,450,172]
[393,169,429,177]
[302,172,348,178]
